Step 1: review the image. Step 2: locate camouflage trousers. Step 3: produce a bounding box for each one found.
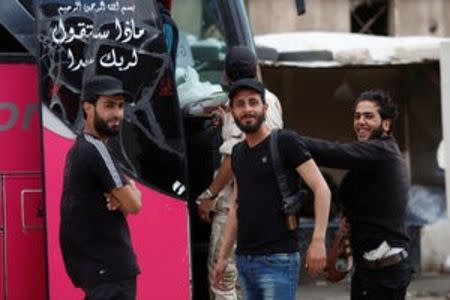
[207,208,241,300]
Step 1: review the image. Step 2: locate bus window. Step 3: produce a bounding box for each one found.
[0,25,28,53]
[172,0,228,109]
[35,0,187,198]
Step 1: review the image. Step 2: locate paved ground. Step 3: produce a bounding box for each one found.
[297,273,450,300]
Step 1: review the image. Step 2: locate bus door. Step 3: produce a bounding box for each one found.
[171,1,255,298]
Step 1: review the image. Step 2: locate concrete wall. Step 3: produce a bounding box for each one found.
[421,42,450,272]
[245,0,350,35]
[389,0,450,36]
[246,0,450,37]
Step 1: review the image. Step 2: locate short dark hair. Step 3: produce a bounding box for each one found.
[225,46,257,82]
[354,89,398,133]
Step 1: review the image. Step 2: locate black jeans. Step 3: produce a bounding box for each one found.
[83,277,136,300]
[351,259,413,300]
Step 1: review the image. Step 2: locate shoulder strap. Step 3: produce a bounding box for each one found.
[270,129,292,199]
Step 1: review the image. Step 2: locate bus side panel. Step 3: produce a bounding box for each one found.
[43,128,190,299]
[0,64,41,172]
[0,63,46,300]
[3,175,46,300]
[129,185,190,300]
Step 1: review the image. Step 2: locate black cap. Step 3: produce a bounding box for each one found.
[228,78,265,105]
[81,75,131,103]
[225,46,257,82]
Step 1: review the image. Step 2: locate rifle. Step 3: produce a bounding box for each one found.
[325,219,353,282]
[270,129,308,230]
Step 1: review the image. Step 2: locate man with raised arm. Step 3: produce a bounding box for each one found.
[302,90,413,299]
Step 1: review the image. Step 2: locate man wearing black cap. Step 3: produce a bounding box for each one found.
[212,78,330,299]
[223,45,283,130]
[60,75,142,300]
[196,46,283,299]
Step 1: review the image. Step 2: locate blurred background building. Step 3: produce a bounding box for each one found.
[245,0,450,37]
[242,0,450,275]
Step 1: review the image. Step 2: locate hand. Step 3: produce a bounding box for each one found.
[305,239,327,277]
[105,193,121,211]
[126,178,142,198]
[197,199,215,223]
[212,257,227,291]
[210,106,226,128]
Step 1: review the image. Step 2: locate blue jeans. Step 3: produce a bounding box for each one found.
[236,252,300,300]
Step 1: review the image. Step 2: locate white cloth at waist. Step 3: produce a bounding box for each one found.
[363,241,405,261]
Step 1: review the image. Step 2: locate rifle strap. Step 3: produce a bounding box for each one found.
[269,129,293,200]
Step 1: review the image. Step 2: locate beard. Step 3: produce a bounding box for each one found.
[94,110,120,137]
[369,124,384,140]
[234,112,265,134]
[356,123,384,141]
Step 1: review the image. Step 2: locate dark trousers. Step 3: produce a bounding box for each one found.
[83,277,136,300]
[351,259,413,300]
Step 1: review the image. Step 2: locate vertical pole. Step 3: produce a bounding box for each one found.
[440,41,450,215]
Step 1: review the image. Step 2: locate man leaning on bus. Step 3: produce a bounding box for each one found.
[59,75,142,300]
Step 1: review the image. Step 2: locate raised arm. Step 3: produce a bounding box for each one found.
[301,136,388,170]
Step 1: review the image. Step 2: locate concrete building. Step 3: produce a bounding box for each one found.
[253,32,450,273]
[245,0,450,37]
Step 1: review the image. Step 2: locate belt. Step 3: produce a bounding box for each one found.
[358,250,408,270]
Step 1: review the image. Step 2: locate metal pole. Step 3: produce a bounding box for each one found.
[440,41,450,216]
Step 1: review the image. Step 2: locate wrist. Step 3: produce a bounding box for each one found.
[206,188,217,198]
[311,235,326,243]
[217,253,227,262]
[195,188,217,205]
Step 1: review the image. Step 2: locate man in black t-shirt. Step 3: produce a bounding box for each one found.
[302,90,413,300]
[212,78,331,300]
[60,75,142,300]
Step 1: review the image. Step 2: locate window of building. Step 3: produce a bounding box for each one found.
[351,0,389,35]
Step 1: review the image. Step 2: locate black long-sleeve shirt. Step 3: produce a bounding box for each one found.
[301,135,410,260]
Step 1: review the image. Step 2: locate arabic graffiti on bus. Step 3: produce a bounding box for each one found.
[49,2,142,72]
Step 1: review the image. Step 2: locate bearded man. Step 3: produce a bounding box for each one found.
[60,75,142,300]
[212,78,330,300]
[302,90,413,300]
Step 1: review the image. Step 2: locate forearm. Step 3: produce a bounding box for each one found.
[208,155,233,195]
[217,198,238,260]
[312,185,331,241]
[113,182,142,215]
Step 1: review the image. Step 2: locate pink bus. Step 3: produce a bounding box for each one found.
[0,0,260,299]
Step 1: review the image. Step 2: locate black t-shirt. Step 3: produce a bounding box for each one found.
[60,133,140,288]
[301,135,410,260]
[231,129,311,255]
